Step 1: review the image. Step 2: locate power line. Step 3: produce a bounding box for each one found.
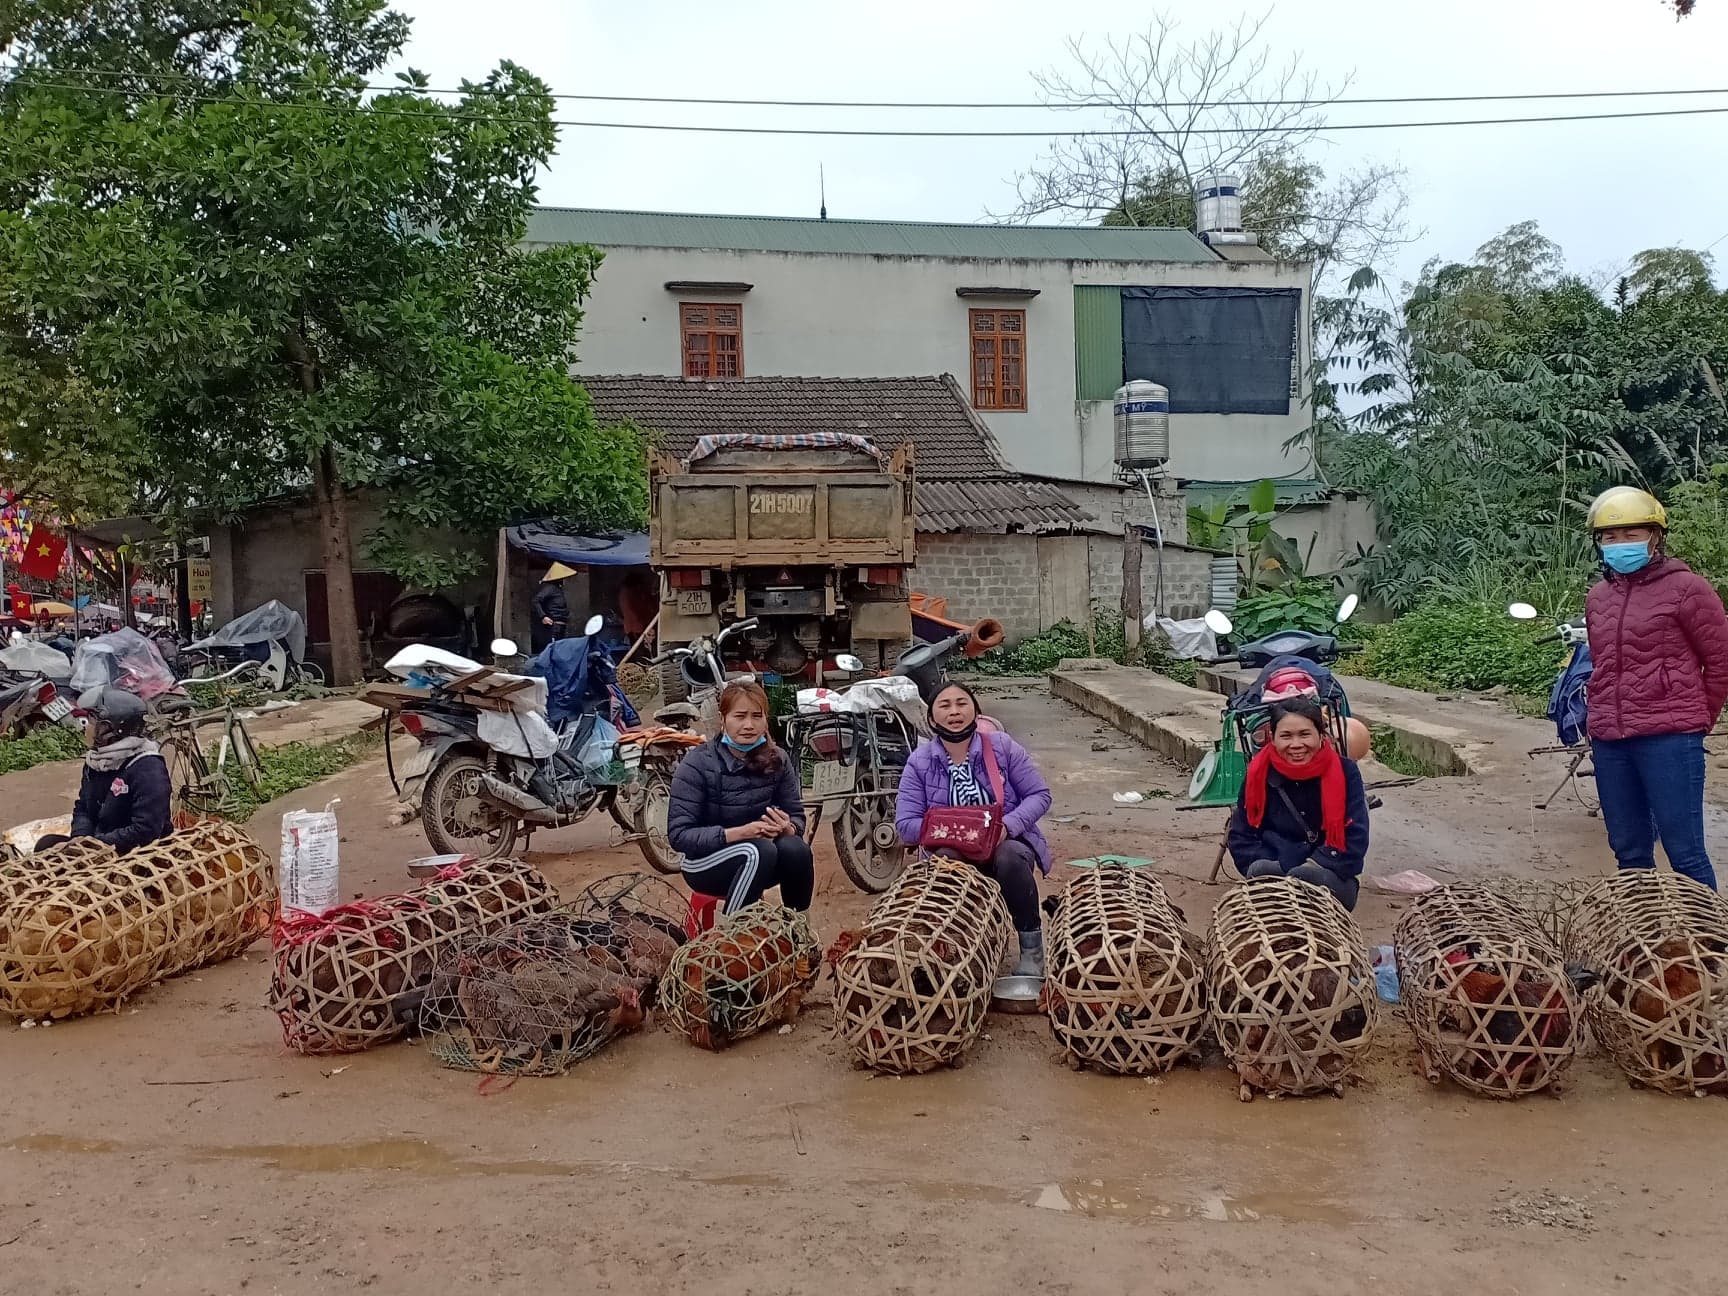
[8,63,1728,110]
[7,77,1728,136]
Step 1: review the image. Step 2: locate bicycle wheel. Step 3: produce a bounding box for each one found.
[225,714,262,787]
[291,660,326,687]
[165,726,227,813]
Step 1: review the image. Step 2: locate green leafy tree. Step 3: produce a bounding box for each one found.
[1,0,645,682]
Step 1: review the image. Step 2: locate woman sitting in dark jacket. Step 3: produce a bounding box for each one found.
[666,680,813,915]
[1227,698,1369,910]
[35,687,172,856]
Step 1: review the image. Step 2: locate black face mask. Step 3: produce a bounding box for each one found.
[932,718,978,744]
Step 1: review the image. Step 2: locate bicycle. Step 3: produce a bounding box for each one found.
[150,691,261,815]
[181,640,325,692]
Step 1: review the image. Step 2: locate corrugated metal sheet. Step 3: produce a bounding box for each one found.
[1073,285,1124,401]
[526,208,1219,264]
[915,480,1091,534]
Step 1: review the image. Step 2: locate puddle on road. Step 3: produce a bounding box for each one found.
[5,1134,123,1155]
[6,1134,1362,1226]
[1028,1179,1357,1225]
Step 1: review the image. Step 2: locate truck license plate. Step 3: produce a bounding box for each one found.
[676,589,712,615]
[812,760,857,800]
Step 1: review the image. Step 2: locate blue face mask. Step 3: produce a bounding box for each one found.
[721,733,766,752]
[1601,541,1653,575]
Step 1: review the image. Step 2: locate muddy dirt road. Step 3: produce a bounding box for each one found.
[3,681,1725,1296]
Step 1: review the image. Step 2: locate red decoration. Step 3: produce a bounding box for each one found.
[17,524,67,580]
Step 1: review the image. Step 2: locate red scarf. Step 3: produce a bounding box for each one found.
[1244,741,1348,852]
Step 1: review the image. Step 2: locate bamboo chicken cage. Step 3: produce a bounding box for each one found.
[0,823,275,1020]
[830,856,1011,1074]
[1043,864,1207,1074]
[420,906,681,1076]
[1207,878,1378,1099]
[1564,870,1728,1095]
[1395,884,1583,1098]
[660,901,819,1050]
[270,857,558,1054]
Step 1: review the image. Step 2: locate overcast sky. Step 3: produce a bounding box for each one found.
[388,0,1727,292]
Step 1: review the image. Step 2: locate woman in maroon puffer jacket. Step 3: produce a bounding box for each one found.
[1584,486,1728,889]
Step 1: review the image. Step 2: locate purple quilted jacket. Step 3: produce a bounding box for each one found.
[1585,557,1728,741]
[894,730,1055,874]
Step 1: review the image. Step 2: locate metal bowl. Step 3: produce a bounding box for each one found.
[406,853,470,879]
[989,975,1045,1015]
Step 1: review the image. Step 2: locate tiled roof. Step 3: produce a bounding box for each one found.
[581,373,1089,533]
[527,207,1219,264]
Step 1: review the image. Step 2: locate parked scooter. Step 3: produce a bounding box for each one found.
[783,619,1003,893]
[0,670,74,738]
[383,615,690,868]
[1509,602,1596,812]
[647,616,761,736]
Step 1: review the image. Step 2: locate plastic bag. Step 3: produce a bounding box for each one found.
[1,634,73,680]
[1149,616,1218,661]
[280,800,342,916]
[797,675,921,714]
[188,599,308,665]
[69,628,178,699]
[575,715,622,779]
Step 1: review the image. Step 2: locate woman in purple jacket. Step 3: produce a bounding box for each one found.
[1585,487,1728,889]
[894,682,1054,975]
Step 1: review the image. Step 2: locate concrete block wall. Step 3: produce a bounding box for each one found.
[914,532,1042,641]
[1085,536,1216,622]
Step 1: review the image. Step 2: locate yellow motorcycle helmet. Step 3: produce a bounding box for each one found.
[1586,486,1667,532]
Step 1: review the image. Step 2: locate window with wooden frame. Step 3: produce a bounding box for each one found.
[681,302,743,378]
[969,308,1027,411]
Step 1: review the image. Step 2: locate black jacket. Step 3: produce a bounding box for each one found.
[666,740,806,859]
[532,582,569,627]
[1227,759,1370,881]
[71,752,173,854]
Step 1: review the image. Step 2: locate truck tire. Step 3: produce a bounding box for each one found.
[869,638,915,674]
[658,657,689,704]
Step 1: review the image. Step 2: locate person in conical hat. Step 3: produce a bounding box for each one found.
[532,562,576,653]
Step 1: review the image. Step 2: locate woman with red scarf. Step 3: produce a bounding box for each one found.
[1226,698,1370,910]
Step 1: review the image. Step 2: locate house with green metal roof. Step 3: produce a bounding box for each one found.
[525,206,1318,489]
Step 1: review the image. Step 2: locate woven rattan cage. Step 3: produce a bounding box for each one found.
[420,905,680,1076]
[1043,864,1207,1074]
[1564,870,1728,1095]
[661,901,819,1050]
[0,823,275,1020]
[1395,884,1581,1098]
[270,858,558,1054]
[1207,878,1378,1099]
[831,856,1011,1074]
[0,837,120,912]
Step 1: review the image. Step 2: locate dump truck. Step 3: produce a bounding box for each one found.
[649,434,915,696]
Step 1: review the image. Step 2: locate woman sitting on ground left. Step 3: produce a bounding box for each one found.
[34,687,172,856]
[666,680,813,915]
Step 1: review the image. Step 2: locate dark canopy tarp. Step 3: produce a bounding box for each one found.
[503,526,648,567]
[1121,286,1299,416]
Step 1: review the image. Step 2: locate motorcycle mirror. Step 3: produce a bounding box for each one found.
[1204,609,1234,637]
[490,637,519,658]
[1507,602,1539,621]
[583,614,604,637]
[1335,593,1360,624]
[834,654,866,673]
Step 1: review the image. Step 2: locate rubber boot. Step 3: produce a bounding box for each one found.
[1013,929,1045,978]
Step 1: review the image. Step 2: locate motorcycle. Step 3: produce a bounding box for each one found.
[0,669,74,738]
[382,615,690,869]
[647,616,762,737]
[1509,602,1596,813]
[783,620,1003,893]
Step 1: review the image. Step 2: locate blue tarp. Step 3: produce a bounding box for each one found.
[504,525,648,568]
[522,635,640,729]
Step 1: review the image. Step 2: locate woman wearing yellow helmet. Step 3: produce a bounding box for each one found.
[1584,486,1728,890]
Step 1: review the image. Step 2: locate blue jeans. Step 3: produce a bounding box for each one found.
[1592,733,1716,890]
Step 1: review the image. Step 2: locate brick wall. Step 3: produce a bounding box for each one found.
[914,532,1042,641]
[914,530,1220,642]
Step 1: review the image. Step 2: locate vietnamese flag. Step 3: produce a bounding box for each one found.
[18,524,67,579]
